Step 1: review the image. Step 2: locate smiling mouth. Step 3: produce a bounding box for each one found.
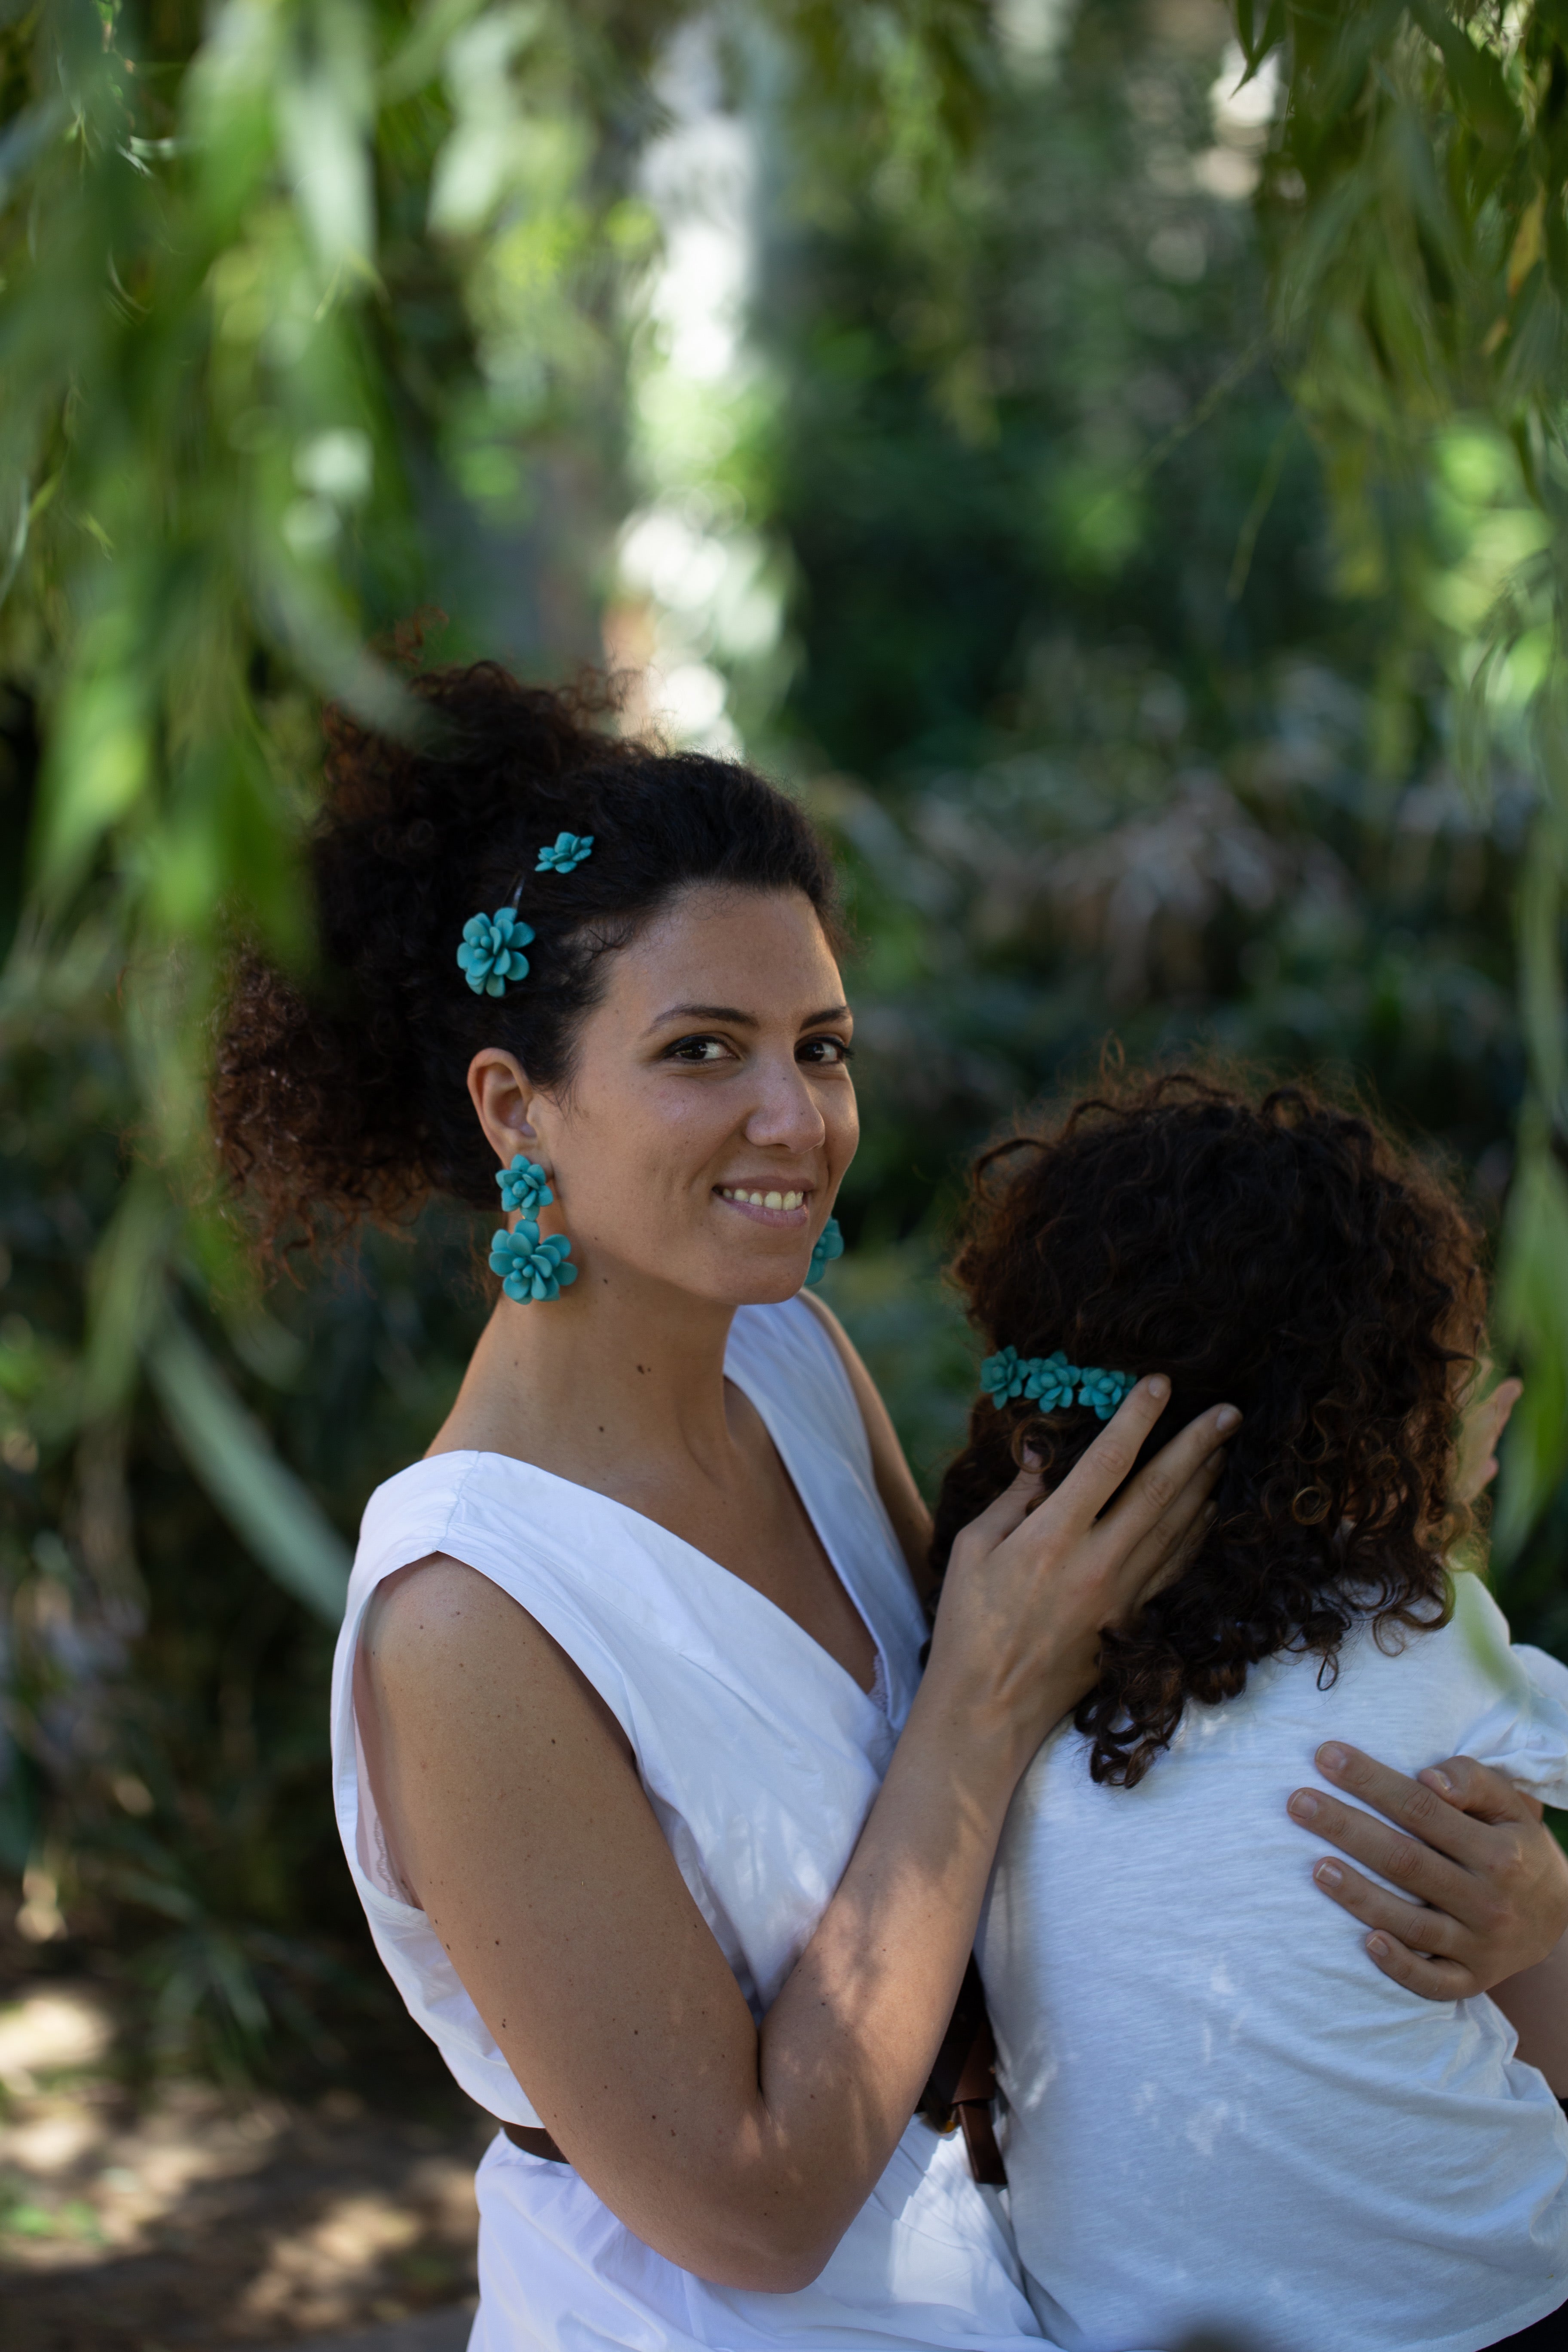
[715,1185,812,1224]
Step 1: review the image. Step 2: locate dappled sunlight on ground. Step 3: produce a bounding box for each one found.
[0,1981,490,2350]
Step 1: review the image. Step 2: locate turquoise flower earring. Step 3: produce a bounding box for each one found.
[805,1215,844,1288]
[490,1220,576,1304]
[490,1153,576,1302]
[496,1154,553,1214]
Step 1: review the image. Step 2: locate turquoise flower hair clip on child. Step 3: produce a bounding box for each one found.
[980,1347,1136,1421]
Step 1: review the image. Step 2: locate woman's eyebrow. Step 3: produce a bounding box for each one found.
[643,1001,851,1035]
[645,1002,758,1032]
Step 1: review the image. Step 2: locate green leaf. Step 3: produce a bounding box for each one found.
[143,1308,351,1623]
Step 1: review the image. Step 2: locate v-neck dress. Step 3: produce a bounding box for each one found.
[330,1296,1046,2352]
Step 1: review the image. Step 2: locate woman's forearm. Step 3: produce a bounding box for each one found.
[1491,1929,1568,2093]
[744,1677,1043,2280]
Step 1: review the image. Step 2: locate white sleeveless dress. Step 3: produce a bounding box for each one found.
[330,1297,1047,2352]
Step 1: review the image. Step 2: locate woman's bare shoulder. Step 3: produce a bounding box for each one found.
[361,1554,629,1753]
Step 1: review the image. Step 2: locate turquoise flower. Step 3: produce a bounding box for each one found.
[1078,1366,1137,1421]
[489,1221,577,1303]
[980,1348,1084,1409]
[805,1215,844,1288]
[496,1155,553,1214]
[536,832,594,875]
[1027,1351,1083,1411]
[457,908,534,997]
[980,1347,1031,1406]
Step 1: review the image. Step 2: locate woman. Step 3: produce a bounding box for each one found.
[216,665,1568,2352]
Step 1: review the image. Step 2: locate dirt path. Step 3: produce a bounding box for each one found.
[1,1982,492,2351]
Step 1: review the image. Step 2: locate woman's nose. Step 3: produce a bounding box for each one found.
[743,1057,828,1152]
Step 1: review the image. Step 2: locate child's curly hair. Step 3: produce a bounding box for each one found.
[930,1071,1486,1788]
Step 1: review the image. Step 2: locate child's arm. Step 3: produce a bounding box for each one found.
[1491,1930,1568,2092]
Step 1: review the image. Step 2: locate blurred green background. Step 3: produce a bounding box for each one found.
[4,0,1568,2089]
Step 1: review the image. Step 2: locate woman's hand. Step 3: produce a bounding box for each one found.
[1289,1744,1568,1998]
[925,1378,1238,1774]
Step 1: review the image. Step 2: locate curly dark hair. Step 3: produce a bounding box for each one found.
[213,662,844,1253]
[930,1072,1486,1788]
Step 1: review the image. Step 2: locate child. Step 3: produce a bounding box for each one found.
[932,1073,1568,2352]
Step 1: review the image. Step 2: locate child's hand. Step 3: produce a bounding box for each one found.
[1454,1368,1522,1505]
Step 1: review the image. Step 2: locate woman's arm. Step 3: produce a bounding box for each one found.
[1490,1929,1568,2091]
[1287,1745,1568,2003]
[361,1381,1232,2292]
[800,1293,933,1593]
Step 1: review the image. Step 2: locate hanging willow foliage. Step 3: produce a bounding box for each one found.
[1233,0,1568,1553]
[0,0,988,1613]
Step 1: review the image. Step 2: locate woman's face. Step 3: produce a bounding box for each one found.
[477,884,858,1308]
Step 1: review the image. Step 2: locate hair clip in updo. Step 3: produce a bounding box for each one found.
[457,907,534,997]
[536,831,594,875]
[980,1347,1136,1421]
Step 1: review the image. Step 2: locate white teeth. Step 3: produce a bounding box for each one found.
[764,1191,782,1209]
[784,1191,802,1209]
[719,1186,808,1209]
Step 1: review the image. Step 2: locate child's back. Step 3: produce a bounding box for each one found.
[933,1072,1568,2352]
[980,1571,1568,2352]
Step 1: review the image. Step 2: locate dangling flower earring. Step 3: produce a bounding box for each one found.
[805,1215,844,1289]
[490,1154,578,1303]
[496,1154,553,1215]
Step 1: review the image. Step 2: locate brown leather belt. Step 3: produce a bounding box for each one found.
[495,1957,1005,2187]
[912,1954,1007,2186]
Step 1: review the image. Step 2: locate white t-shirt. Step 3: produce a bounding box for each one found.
[979,1571,1568,2352]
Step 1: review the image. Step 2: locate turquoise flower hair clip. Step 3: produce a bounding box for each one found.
[489,1219,577,1304]
[980,1348,1136,1421]
[805,1215,844,1288]
[457,907,534,997]
[536,831,594,875]
[496,1154,553,1214]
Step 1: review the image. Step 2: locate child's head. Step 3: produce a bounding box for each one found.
[931,1071,1487,1787]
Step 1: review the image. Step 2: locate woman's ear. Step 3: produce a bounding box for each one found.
[468,1048,542,1167]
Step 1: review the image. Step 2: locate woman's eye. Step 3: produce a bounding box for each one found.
[799,1036,854,1066]
[666,1035,733,1064]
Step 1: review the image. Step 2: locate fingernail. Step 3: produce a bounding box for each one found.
[1314,1860,1342,1889]
[1318,1743,1348,1773]
[1021,1446,1041,1472]
[1145,1374,1169,1402]
[1367,1934,1389,1960]
[1214,1405,1241,1434]
[1288,1790,1320,1822]
[1421,1767,1455,1795]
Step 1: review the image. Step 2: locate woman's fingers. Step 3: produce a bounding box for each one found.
[1419,1752,1545,1826]
[1292,1742,1568,1993]
[1297,1743,1497,1869]
[950,1458,1047,1561]
[1032,1376,1174,1536]
[1108,1458,1224,1620]
[1288,1779,1474,1917]
[1308,1851,1463,1955]
[1357,1926,1479,2003]
[1090,1397,1240,1562]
